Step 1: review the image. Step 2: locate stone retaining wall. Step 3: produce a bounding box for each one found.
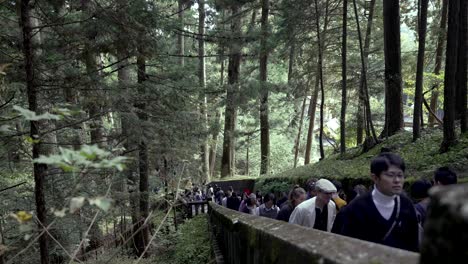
[209,202,419,264]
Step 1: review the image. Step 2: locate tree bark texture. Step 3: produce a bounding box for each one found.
[304,72,319,165]
[315,0,326,160]
[82,0,105,147]
[440,0,460,152]
[294,97,306,168]
[19,0,49,263]
[136,48,149,258]
[413,0,429,141]
[259,0,270,175]
[198,0,210,182]
[340,0,348,155]
[382,0,403,137]
[177,0,185,66]
[456,0,467,133]
[356,0,376,145]
[428,0,448,127]
[221,5,242,177]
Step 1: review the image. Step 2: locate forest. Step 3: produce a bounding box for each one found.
[0,0,466,263]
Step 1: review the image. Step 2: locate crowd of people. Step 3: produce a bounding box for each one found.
[209,152,459,253]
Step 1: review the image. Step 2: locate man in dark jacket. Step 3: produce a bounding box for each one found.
[334,152,419,252]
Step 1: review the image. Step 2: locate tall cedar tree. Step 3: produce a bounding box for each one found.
[259,0,270,175]
[428,0,448,127]
[356,0,376,144]
[340,0,348,155]
[353,0,378,151]
[440,0,460,152]
[136,46,150,257]
[221,4,242,177]
[199,0,210,181]
[382,0,403,137]
[456,0,467,133]
[315,0,326,160]
[20,0,50,263]
[413,0,429,141]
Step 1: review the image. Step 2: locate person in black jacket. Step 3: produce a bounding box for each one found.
[334,152,419,252]
[276,185,306,222]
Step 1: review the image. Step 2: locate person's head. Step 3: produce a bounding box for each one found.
[289,185,306,207]
[227,186,233,196]
[370,152,406,196]
[263,193,276,209]
[410,179,432,202]
[434,166,457,185]
[315,179,337,206]
[306,177,318,198]
[331,180,346,200]
[247,193,257,206]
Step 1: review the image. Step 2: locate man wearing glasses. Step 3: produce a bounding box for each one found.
[333,152,419,252]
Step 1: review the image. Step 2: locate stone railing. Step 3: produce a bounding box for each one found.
[420,183,468,264]
[209,202,419,264]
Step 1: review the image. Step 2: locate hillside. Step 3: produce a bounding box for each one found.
[256,129,468,193]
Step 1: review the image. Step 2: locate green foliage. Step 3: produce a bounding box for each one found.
[34,145,127,172]
[259,129,468,192]
[13,105,62,121]
[172,215,211,264]
[255,179,293,195]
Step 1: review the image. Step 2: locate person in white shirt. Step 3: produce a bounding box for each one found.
[289,178,337,232]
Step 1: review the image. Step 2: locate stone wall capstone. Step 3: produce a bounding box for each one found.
[209,202,419,264]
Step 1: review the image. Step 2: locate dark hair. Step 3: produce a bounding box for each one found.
[410,179,432,200]
[331,180,343,192]
[263,193,276,204]
[306,178,318,191]
[370,152,405,177]
[434,166,457,185]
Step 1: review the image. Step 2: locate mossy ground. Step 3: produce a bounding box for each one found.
[255,129,468,194]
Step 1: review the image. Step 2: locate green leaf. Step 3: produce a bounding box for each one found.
[89,197,112,212]
[13,105,62,121]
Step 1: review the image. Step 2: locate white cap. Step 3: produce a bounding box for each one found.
[316,179,337,193]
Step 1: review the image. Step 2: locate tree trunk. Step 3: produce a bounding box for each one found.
[353,0,378,149]
[246,135,250,176]
[382,0,403,137]
[413,0,429,141]
[340,0,348,155]
[288,43,295,84]
[440,0,460,152]
[304,74,319,165]
[428,0,448,127]
[209,11,226,178]
[356,0,376,145]
[315,0,328,160]
[198,0,210,182]
[456,0,467,133]
[259,0,270,175]
[19,1,49,263]
[293,97,307,167]
[221,5,242,177]
[117,46,141,256]
[136,47,149,258]
[81,0,105,147]
[177,0,185,66]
